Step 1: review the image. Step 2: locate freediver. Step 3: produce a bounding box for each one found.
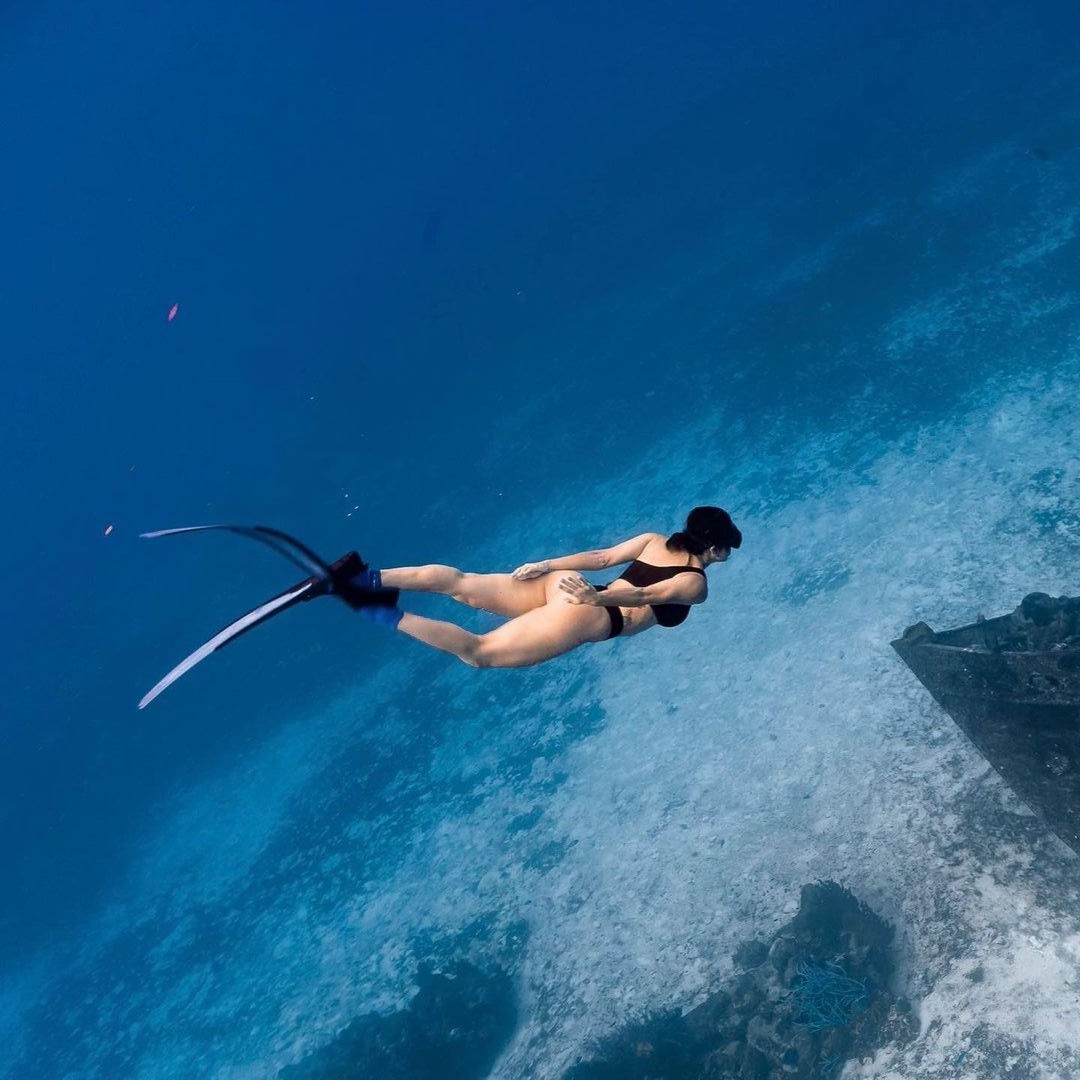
[138,506,741,705]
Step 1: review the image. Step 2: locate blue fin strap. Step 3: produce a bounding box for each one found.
[359,605,403,629]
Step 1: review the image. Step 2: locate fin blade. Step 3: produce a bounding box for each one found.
[138,578,320,709]
[139,525,222,540]
[139,523,331,578]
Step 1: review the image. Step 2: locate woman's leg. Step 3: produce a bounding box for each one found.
[396,603,610,668]
[379,564,546,618]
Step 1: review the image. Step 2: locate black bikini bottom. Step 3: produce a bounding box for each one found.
[593,585,624,639]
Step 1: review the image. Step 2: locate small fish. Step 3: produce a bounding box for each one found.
[104,524,114,536]
[167,303,179,322]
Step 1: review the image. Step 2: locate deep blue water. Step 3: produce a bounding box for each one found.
[5,1,1080,1075]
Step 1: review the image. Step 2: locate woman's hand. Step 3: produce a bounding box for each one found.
[558,574,599,605]
[512,560,550,580]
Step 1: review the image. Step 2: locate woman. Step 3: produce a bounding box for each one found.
[367,506,742,668]
[137,508,742,706]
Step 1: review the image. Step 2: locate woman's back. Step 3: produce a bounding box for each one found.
[609,535,706,630]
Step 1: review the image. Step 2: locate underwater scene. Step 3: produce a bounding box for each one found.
[4,1,1080,1076]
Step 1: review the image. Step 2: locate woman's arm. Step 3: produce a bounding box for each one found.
[560,574,708,608]
[512,533,656,579]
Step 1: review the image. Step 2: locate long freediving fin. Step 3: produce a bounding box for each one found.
[138,526,400,707]
[138,574,329,709]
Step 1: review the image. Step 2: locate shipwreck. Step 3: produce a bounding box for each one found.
[892,593,1080,854]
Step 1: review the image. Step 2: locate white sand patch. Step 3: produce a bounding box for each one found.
[115,659,406,928]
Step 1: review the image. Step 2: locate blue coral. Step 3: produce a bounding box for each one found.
[786,959,870,1032]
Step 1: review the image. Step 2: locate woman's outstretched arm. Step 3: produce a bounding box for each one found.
[560,573,708,608]
[512,533,656,579]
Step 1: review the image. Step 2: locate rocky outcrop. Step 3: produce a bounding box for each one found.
[279,961,516,1080]
[564,881,917,1080]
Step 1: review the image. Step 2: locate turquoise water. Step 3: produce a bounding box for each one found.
[4,1,1080,1076]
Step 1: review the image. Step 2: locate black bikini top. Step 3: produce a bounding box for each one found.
[613,558,706,627]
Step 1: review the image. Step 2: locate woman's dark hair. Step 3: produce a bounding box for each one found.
[667,506,742,556]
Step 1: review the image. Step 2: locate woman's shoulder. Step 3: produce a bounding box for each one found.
[638,533,669,555]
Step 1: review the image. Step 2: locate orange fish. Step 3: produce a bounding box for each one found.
[167,303,179,322]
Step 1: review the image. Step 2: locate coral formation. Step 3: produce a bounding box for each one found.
[563,881,917,1080]
[785,959,869,1032]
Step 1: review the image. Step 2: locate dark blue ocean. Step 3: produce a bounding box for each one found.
[5,2,1080,1076]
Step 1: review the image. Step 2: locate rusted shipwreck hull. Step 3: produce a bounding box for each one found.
[892,593,1080,854]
